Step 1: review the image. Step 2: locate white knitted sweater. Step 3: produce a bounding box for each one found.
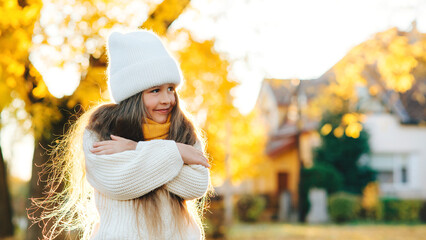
[83,129,210,240]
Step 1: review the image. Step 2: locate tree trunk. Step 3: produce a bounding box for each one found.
[26,136,51,239]
[0,146,14,237]
[223,121,233,226]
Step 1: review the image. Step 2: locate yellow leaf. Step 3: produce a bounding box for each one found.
[333,126,344,138]
[320,123,332,136]
[32,81,48,98]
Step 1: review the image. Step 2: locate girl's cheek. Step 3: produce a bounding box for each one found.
[171,95,176,106]
[143,97,156,108]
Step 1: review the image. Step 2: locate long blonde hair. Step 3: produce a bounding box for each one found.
[29,91,210,239]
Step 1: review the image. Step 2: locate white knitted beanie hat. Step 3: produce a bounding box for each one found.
[107,30,182,103]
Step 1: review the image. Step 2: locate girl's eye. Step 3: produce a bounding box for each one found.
[168,87,175,92]
[151,89,160,93]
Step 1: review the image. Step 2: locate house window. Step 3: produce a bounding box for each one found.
[369,153,410,190]
[377,170,393,184]
[401,167,408,184]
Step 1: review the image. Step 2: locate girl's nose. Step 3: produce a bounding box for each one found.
[160,91,172,104]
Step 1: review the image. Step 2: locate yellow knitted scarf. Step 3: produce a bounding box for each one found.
[142,115,171,140]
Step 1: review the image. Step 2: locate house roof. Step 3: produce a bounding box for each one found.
[261,78,295,106]
[304,71,425,125]
[265,122,318,157]
[260,78,327,157]
[262,76,330,107]
[398,77,426,124]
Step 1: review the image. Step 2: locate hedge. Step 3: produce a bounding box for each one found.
[328,192,361,223]
[382,198,423,222]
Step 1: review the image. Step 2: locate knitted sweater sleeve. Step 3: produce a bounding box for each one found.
[164,140,210,200]
[83,129,183,200]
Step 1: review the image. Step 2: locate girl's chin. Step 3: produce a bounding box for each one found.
[152,116,168,124]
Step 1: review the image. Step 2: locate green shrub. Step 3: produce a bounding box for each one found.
[204,196,225,239]
[328,192,361,223]
[382,198,423,222]
[236,194,266,222]
[420,201,426,223]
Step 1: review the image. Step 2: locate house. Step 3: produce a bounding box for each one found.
[254,23,426,203]
[345,23,426,199]
[364,113,426,199]
[356,65,426,199]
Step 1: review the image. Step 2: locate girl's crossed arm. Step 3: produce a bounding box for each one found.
[164,141,210,200]
[83,129,184,200]
[85,130,210,200]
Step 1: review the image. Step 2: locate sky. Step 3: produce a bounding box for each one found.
[3,0,426,181]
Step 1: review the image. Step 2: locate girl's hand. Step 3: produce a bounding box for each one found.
[91,135,137,155]
[176,143,210,168]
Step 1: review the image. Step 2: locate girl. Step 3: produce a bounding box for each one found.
[33,30,211,240]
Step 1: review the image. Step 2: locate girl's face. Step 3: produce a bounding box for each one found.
[142,83,176,124]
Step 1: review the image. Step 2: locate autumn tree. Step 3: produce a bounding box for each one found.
[0,0,43,237]
[315,26,426,119]
[1,0,267,238]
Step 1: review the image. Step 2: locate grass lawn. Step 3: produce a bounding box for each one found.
[226,223,426,240]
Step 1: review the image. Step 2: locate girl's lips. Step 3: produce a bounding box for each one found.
[154,108,170,114]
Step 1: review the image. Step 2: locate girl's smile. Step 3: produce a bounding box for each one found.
[154,107,172,114]
[143,83,176,123]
